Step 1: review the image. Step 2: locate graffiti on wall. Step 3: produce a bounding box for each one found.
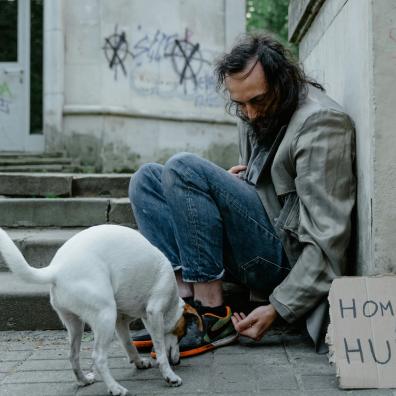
[0,82,12,114]
[167,33,211,87]
[129,26,177,65]
[103,25,133,80]
[102,26,222,108]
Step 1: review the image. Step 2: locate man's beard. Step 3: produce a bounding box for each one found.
[241,113,278,148]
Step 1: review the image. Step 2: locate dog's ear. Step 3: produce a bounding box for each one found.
[183,304,204,332]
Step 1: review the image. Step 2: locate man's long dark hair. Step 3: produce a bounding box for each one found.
[215,34,324,145]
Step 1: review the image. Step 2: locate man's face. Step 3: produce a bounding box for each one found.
[225,59,269,121]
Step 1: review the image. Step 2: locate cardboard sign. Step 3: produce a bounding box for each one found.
[327,275,396,389]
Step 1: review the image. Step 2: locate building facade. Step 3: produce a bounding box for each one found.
[0,0,246,171]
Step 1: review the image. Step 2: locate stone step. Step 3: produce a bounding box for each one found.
[0,151,65,159]
[0,272,249,331]
[0,173,72,197]
[0,157,74,166]
[72,174,131,198]
[0,197,134,227]
[0,173,131,197]
[0,164,70,172]
[0,228,84,271]
[0,152,88,173]
[0,273,61,330]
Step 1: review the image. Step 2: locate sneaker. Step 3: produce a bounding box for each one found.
[131,329,152,350]
[151,305,238,359]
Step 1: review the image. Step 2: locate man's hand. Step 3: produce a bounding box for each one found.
[231,305,277,341]
[228,165,247,176]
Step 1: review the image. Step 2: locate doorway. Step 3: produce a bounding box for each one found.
[0,0,44,152]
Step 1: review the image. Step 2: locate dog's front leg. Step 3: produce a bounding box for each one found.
[145,309,182,387]
[115,316,152,369]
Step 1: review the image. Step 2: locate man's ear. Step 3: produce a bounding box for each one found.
[184,304,204,331]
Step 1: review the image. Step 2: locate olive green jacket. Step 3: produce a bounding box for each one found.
[239,86,356,351]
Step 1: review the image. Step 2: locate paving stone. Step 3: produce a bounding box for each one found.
[291,355,335,375]
[75,369,204,395]
[17,357,130,371]
[28,348,91,360]
[256,368,299,390]
[127,366,210,393]
[182,351,213,366]
[301,374,339,389]
[305,391,394,395]
[17,358,87,371]
[0,341,37,351]
[211,364,258,393]
[0,351,32,362]
[214,349,289,366]
[0,382,77,396]
[247,392,301,396]
[283,336,315,358]
[2,330,396,395]
[0,361,19,372]
[76,379,161,396]
[3,369,76,383]
[214,343,261,355]
[76,381,109,396]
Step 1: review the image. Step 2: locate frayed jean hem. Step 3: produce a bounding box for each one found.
[182,269,225,283]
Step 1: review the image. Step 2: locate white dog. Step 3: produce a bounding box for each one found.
[0,225,199,395]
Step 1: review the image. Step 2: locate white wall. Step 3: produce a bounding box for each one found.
[371,0,396,273]
[46,0,246,171]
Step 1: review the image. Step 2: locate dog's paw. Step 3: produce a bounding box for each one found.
[85,372,96,384]
[135,357,152,370]
[78,371,95,386]
[108,383,129,395]
[165,374,182,387]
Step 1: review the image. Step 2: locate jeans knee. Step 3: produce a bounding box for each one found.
[163,152,203,187]
[129,163,162,205]
[166,152,199,168]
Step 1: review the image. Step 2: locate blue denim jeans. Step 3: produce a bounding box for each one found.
[129,153,290,297]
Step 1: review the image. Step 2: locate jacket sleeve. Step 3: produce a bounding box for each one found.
[237,120,251,166]
[269,109,356,322]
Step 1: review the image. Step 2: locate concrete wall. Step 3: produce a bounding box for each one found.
[45,0,245,172]
[289,0,396,274]
[371,1,396,273]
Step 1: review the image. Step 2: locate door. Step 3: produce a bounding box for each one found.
[0,0,28,151]
[0,0,42,152]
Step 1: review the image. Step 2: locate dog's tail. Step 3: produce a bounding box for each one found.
[0,228,55,284]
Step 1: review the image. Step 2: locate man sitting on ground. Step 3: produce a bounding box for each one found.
[129,33,356,356]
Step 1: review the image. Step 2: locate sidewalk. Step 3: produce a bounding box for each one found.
[0,330,393,396]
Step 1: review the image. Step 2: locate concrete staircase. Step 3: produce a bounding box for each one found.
[0,152,84,173]
[0,172,249,331]
[0,172,133,330]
